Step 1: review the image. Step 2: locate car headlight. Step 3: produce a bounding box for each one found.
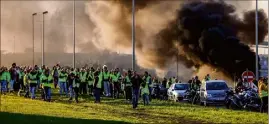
[207,94,212,98]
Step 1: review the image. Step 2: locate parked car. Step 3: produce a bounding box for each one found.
[199,80,229,106]
[168,83,189,102]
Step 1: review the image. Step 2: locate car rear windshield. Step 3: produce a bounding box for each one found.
[206,82,228,90]
[174,84,189,90]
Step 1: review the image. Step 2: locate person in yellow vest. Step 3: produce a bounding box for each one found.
[69,73,80,103]
[94,70,102,103]
[124,70,132,101]
[59,68,68,96]
[87,67,95,96]
[23,69,30,98]
[27,68,38,99]
[143,71,152,101]
[141,81,150,106]
[0,67,11,94]
[111,68,121,99]
[258,78,268,113]
[79,68,88,95]
[40,69,53,102]
[102,65,111,97]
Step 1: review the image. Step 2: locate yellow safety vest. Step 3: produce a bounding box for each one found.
[125,76,132,87]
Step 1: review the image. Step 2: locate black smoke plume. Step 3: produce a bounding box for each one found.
[157,1,268,78]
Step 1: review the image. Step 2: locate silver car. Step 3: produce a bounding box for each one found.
[199,80,229,106]
[167,83,189,102]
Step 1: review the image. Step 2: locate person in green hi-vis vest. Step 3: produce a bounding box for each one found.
[102,65,111,97]
[94,70,102,103]
[79,68,88,95]
[87,67,95,96]
[0,67,11,94]
[40,69,53,102]
[59,68,68,96]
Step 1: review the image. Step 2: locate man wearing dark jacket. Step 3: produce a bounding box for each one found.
[131,71,142,109]
[9,63,19,92]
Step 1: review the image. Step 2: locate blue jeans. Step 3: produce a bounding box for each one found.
[59,82,67,95]
[30,85,36,99]
[103,81,110,96]
[44,87,51,100]
[0,80,7,93]
[69,85,74,98]
[143,94,149,105]
[94,88,101,102]
[132,88,139,108]
[10,80,15,91]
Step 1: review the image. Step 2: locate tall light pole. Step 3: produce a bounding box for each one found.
[32,13,37,66]
[255,0,259,81]
[73,0,76,68]
[132,0,136,71]
[42,11,48,66]
[13,36,15,54]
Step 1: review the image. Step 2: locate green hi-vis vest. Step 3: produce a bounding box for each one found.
[125,76,132,87]
[80,72,87,82]
[24,73,28,85]
[88,72,94,85]
[28,73,38,84]
[72,79,80,88]
[260,90,268,98]
[0,71,11,81]
[95,73,102,88]
[141,83,149,95]
[103,72,110,80]
[59,72,68,82]
[41,75,53,88]
[143,76,152,88]
[166,81,171,88]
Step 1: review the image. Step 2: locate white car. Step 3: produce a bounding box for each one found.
[167,83,189,102]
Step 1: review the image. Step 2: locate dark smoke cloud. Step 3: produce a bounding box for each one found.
[87,0,268,79]
[161,1,267,78]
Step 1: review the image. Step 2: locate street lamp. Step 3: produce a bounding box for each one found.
[132,0,136,71]
[255,0,259,81]
[32,13,37,66]
[73,0,76,68]
[42,11,48,66]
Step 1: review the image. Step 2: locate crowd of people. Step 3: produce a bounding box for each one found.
[0,63,268,111]
[0,63,170,108]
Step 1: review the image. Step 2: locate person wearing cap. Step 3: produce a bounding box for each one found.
[102,65,111,97]
[27,68,38,99]
[79,68,88,95]
[59,68,68,96]
[40,69,53,102]
[94,70,102,103]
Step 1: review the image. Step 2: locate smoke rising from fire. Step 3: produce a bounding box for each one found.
[86,0,268,79]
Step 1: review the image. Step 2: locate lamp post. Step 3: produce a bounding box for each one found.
[42,11,48,66]
[255,0,259,81]
[132,0,136,71]
[32,13,37,66]
[73,0,76,68]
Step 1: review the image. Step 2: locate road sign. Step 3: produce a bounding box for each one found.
[241,71,255,82]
